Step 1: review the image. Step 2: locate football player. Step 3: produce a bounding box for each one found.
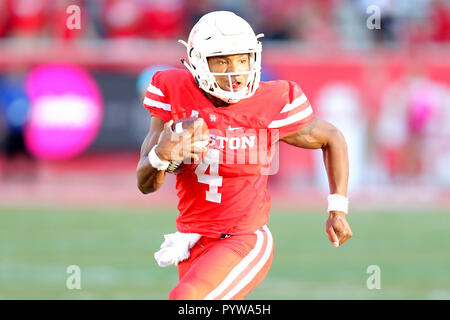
[137,11,352,300]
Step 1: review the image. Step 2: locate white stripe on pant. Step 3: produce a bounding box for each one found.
[204,225,273,300]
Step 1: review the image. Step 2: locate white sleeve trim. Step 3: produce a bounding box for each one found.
[144,97,171,111]
[268,106,313,129]
[280,94,308,113]
[147,84,165,97]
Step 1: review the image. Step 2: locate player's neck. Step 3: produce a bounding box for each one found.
[204,92,230,108]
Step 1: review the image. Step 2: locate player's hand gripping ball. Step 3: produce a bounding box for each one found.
[166,117,209,174]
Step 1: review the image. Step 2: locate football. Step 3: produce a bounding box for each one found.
[171,116,209,139]
[166,117,209,174]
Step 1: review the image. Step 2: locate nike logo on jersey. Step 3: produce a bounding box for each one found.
[227,125,244,131]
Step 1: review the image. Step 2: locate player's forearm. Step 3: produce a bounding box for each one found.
[136,157,166,194]
[321,128,349,196]
[137,117,167,194]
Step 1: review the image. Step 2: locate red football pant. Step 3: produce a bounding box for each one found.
[168,225,274,300]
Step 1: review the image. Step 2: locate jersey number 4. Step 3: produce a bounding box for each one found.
[195,149,223,203]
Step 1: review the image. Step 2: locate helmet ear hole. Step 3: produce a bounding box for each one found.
[190,48,202,60]
[191,50,201,59]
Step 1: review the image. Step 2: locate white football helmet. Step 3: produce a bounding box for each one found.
[179,11,263,104]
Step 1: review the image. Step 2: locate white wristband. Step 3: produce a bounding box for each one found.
[148,145,170,171]
[327,194,349,214]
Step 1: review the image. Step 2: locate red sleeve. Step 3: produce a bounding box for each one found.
[142,71,171,122]
[268,81,314,139]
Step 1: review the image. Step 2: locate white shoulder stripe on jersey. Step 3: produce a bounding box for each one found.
[147,84,164,97]
[144,97,171,111]
[204,228,266,300]
[268,106,313,129]
[280,94,308,113]
[222,226,273,300]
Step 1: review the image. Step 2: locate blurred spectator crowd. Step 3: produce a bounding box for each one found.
[1,0,450,189]
[0,0,449,45]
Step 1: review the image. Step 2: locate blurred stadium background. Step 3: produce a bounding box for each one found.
[0,0,449,299]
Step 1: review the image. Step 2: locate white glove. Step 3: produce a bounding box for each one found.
[154,232,202,267]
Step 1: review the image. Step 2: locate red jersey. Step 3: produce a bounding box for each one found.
[143,69,314,238]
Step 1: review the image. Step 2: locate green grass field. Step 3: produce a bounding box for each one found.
[1,206,449,299]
